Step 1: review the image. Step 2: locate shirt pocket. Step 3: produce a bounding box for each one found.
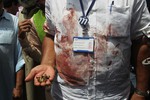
[106,5,131,38]
[0,29,14,45]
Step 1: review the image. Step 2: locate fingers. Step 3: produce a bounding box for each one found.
[19,24,31,32]
[41,80,52,86]
[39,79,52,86]
[18,19,32,37]
[35,74,51,86]
[25,65,55,86]
[33,71,46,86]
[25,66,44,82]
[25,68,37,82]
[19,19,32,27]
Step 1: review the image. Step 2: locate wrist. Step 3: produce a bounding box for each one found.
[134,88,149,97]
[15,86,22,90]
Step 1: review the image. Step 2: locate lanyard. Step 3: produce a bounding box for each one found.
[79,0,96,17]
[79,0,96,26]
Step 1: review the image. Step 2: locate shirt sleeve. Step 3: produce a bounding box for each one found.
[44,0,56,36]
[15,39,25,72]
[131,0,150,39]
[15,21,25,72]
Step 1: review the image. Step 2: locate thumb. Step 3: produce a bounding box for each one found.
[25,67,38,82]
[25,68,37,82]
[25,65,45,82]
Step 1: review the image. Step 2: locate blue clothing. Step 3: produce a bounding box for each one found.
[0,10,25,100]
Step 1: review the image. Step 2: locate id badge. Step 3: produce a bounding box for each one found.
[73,37,94,53]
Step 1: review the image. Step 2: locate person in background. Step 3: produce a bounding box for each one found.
[0,0,25,100]
[3,0,19,15]
[19,0,46,42]
[18,0,52,100]
[3,1,26,99]
[25,0,150,100]
[130,0,150,99]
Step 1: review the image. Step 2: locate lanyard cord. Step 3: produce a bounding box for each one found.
[79,0,96,17]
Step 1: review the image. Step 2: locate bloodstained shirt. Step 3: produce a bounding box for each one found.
[44,0,150,99]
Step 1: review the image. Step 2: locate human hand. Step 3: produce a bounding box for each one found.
[18,19,32,39]
[25,65,55,86]
[12,87,22,100]
[130,93,145,100]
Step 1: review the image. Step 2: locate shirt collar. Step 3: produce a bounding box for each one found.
[0,9,12,21]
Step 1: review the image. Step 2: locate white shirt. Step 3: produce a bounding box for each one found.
[45,0,150,99]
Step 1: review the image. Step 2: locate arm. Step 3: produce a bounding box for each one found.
[13,33,25,99]
[25,0,56,86]
[130,0,150,99]
[13,67,24,100]
[136,37,150,93]
[131,36,150,100]
[41,33,56,67]
[25,33,56,86]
